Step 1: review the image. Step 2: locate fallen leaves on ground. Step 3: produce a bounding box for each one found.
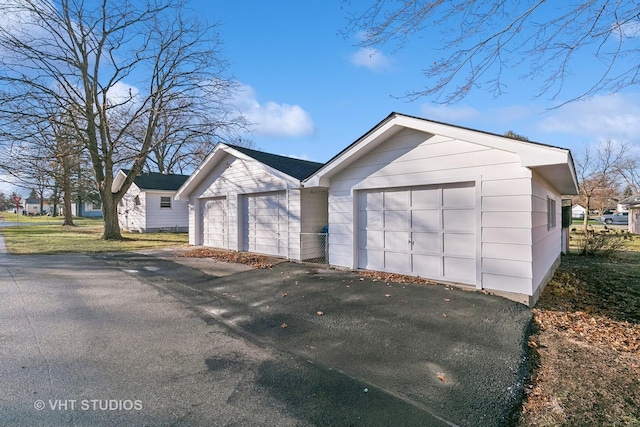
[180,248,275,268]
[534,309,640,354]
[519,253,640,426]
[358,270,438,285]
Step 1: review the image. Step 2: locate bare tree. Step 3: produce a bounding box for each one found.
[574,140,628,233]
[0,0,246,239]
[343,1,640,103]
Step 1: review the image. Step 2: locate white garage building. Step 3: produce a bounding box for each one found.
[174,144,327,261]
[303,113,578,306]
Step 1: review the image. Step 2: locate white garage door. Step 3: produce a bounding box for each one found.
[202,197,226,248]
[358,183,476,284]
[243,191,288,257]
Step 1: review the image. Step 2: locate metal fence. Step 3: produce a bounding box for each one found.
[300,232,328,264]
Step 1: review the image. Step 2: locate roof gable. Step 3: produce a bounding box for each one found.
[304,112,578,195]
[226,145,323,180]
[175,143,324,200]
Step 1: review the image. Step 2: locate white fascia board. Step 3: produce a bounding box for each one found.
[174,143,230,200]
[305,113,576,189]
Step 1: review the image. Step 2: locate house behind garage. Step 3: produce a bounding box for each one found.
[303,113,578,306]
[174,144,327,261]
[114,170,190,233]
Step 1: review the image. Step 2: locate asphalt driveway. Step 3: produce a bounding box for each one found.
[96,249,533,426]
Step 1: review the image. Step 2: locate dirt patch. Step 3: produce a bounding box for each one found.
[179,248,276,269]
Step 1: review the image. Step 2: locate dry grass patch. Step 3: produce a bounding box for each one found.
[518,250,640,426]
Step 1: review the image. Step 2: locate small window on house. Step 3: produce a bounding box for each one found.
[547,197,557,229]
[160,196,171,208]
[134,196,141,206]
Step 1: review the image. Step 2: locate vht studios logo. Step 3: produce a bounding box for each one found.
[34,399,143,411]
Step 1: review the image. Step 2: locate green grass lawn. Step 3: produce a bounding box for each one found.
[1,213,188,254]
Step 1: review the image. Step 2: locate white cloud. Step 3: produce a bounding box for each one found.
[537,93,640,141]
[350,48,391,72]
[233,84,315,138]
[420,104,483,122]
[105,81,140,105]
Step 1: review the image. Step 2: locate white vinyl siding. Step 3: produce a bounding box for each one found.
[144,191,188,232]
[530,172,562,296]
[118,187,188,233]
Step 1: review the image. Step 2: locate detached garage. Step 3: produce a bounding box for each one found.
[174,144,327,261]
[304,113,578,306]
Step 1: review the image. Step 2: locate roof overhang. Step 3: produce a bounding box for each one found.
[304,112,579,195]
[174,143,302,201]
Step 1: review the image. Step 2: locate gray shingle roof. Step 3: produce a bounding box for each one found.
[227,144,324,180]
[123,170,190,191]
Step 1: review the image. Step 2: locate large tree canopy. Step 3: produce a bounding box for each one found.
[344,1,640,103]
[0,0,245,239]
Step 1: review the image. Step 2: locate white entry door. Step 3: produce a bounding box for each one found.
[358,183,476,284]
[201,197,226,248]
[243,191,288,257]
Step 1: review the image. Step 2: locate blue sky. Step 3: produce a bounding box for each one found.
[192,1,640,164]
[3,1,640,196]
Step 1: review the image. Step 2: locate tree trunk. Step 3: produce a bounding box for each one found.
[101,190,122,240]
[62,166,74,226]
[583,195,590,234]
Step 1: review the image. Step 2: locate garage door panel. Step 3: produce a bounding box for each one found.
[202,197,226,248]
[364,230,383,249]
[443,209,475,230]
[412,254,442,277]
[359,248,383,270]
[360,191,383,210]
[384,190,408,209]
[444,257,476,282]
[411,187,439,208]
[443,184,475,207]
[358,183,476,285]
[411,232,440,253]
[384,231,408,250]
[360,209,382,229]
[385,251,410,272]
[243,192,287,257]
[411,209,440,231]
[443,233,476,256]
[384,210,408,229]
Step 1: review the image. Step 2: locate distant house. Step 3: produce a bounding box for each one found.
[174,144,326,260]
[629,200,640,234]
[618,195,640,213]
[71,200,103,217]
[113,170,190,233]
[24,198,50,215]
[571,204,586,219]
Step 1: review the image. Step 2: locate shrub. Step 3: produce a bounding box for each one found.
[572,228,631,256]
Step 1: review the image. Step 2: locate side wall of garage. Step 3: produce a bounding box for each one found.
[327,127,539,297]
